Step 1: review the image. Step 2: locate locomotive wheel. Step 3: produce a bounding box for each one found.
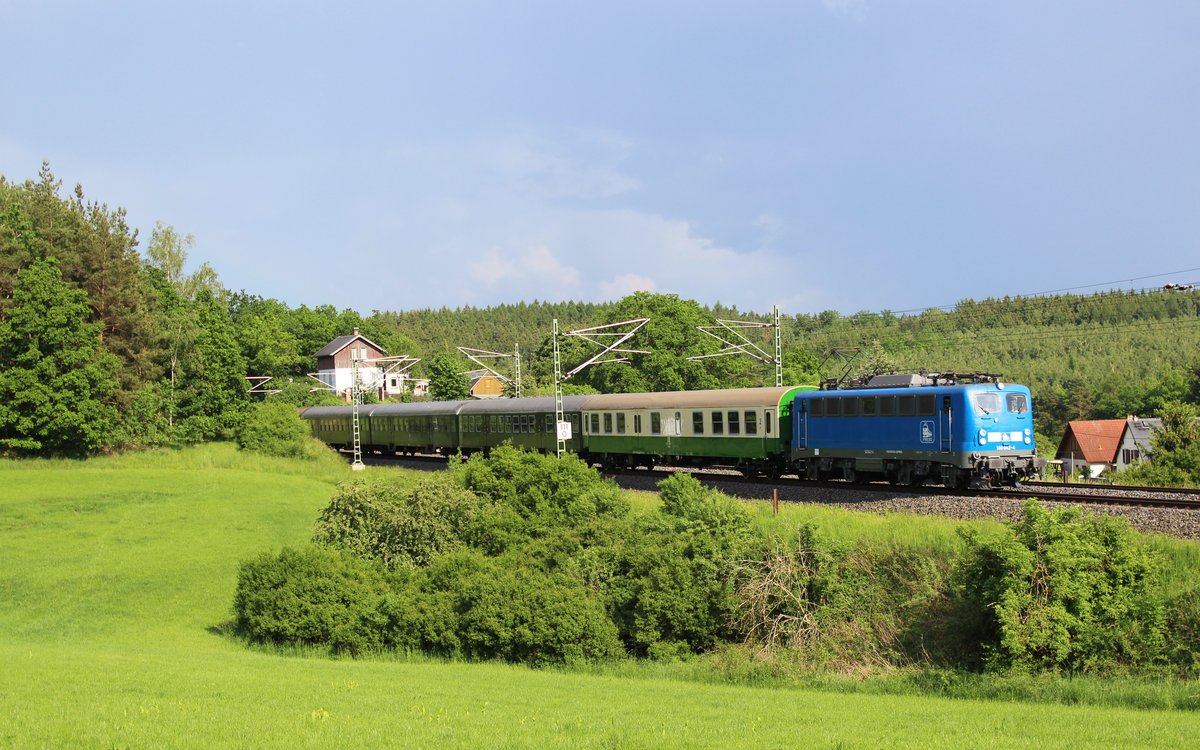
[843,465,857,483]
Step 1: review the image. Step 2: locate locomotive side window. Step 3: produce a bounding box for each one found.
[843,398,859,417]
[745,411,757,435]
[712,411,724,434]
[1006,393,1029,414]
[898,396,915,416]
[918,395,936,416]
[826,399,842,417]
[810,398,824,418]
[728,410,740,435]
[862,397,877,417]
[692,411,704,435]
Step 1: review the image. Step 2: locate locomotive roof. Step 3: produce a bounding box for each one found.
[579,386,807,410]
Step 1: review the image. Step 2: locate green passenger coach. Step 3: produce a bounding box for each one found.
[578,386,814,476]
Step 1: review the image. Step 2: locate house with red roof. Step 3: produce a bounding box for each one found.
[1055,419,1126,478]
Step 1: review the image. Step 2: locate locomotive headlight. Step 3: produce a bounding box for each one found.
[1024,428,1031,436]
[1024,436,1031,445]
[979,436,987,445]
[978,429,987,436]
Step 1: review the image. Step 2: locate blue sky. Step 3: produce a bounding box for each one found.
[3,1,1197,315]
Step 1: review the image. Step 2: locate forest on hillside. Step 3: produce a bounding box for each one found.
[2,165,1199,455]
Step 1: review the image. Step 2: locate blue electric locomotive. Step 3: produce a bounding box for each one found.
[791,373,1046,488]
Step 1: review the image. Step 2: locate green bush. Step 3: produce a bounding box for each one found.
[954,500,1167,673]
[232,545,389,655]
[450,445,630,531]
[237,402,311,458]
[383,550,622,665]
[313,473,483,569]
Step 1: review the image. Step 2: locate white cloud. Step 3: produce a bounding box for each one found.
[598,273,657,299]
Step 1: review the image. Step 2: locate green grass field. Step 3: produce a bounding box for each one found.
[2,445,1198,748]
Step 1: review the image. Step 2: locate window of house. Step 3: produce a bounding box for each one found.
[712,411,724,435]
[693,411,704,435]
[745,411,757,435]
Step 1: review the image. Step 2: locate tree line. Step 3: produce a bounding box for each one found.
[2,164,1199,464]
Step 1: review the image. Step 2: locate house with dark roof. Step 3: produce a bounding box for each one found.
[1055,419,1126,478]
[1116,417,1159,470]
[313,328,431,399]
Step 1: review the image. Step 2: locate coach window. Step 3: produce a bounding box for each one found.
[843,398,859,417]
[898,396,915,416]
[879,396,896,416]
[918,395,936,416]
[590,414,600,434]
[810,398,824,418]
[634,414,643,434]
[745,411,757,435]
[617,413,626,434]
[603,413,613,433]
[712,411,724,435]
[862,397,877,417]
[766,410,773,435]
[728,410,740,435]
[692,411,704,435]
[651,412,662,435]
[826,398,842,417]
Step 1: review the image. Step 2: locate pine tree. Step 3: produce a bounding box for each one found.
[0,258,119,455]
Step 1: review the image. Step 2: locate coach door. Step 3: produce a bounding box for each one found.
[940,396,952,453]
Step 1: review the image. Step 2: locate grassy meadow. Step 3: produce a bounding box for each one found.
[2,444,1199,748]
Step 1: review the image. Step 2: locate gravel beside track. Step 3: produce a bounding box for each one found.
[614,469,1200,541]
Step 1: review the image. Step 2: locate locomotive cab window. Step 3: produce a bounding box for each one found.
[1006,393,1029,414]
[971,391,1003,415]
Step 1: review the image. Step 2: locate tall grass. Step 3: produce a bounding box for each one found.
[2,446,1199,748]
